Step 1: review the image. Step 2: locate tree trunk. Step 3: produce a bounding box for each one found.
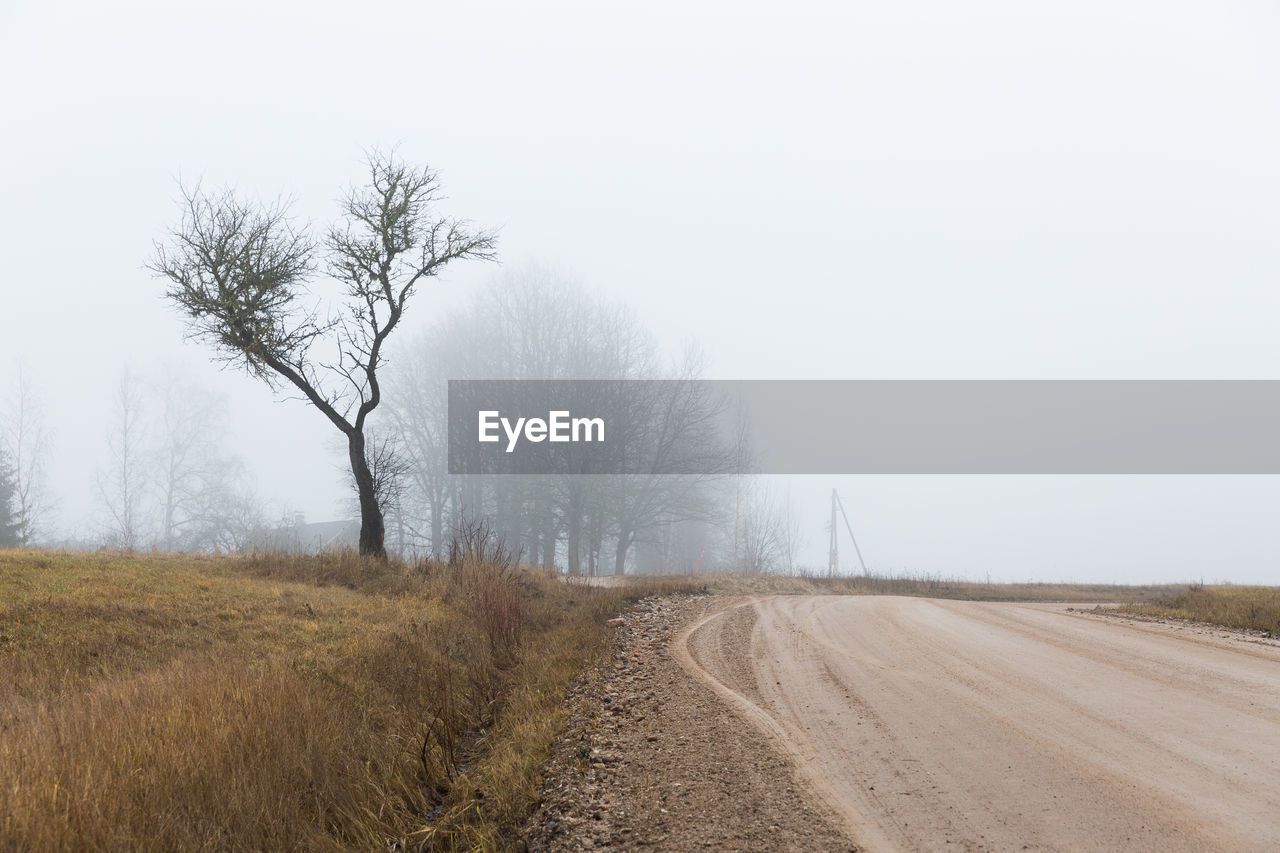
[541,517,558,569]
[348,432,386,559]
[614,528,632,577]
[162,481,176,552]
[394,509,405,560]
[588,515,603,577]
[566,488,582,575]
[429,488,444,561]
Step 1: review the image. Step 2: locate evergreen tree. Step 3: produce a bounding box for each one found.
[0,448,20,547]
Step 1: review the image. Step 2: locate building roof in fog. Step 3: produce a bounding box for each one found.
[257,519,360,553]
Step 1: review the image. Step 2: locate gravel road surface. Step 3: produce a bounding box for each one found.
[679,595,1280,852]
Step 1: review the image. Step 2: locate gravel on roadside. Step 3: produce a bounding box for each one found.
[522,595,858,852]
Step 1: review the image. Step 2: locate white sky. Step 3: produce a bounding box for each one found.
[2,1,1279,581]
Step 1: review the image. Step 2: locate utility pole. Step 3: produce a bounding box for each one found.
[830,488,868,578]
[829,488,839,577]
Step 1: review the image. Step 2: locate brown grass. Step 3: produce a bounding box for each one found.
[2,546,1178,851]
[0,549,697,851]
[625,571,1179,603]
[1119,583,1280,634]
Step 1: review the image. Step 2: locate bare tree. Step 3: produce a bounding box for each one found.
[2,366,53,545]
[363,428,410,525]
[733,478,800,574]
[777,488,803,575]
[150,152,495,558]
[97,371,148,551]
[152,374,217,550]
[150,372,263,552]
[385,348,452,559]
[601,348,735,575]
[198,487,266,552]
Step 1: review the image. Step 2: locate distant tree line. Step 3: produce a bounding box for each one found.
[93,369,265,552]
[0,362,280,554]
[2,277,802,569]
[375,265,801,575]
[136,151,801,570]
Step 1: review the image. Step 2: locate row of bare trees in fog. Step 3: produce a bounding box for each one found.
[0,362,268,552]
[374,266,801,575]
[93,371,262,552]
[0,269,803,573]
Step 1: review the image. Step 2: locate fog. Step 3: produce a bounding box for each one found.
[3,1,1280,581]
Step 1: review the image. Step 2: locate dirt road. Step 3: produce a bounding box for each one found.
[678,596,1280,852]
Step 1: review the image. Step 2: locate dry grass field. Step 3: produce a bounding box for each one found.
[1121,583,1280,635]
[0,548,699,852]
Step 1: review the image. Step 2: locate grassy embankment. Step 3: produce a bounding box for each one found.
[686,571,1180,603]
[1120,583,1280,635]
[0,548,699,851]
